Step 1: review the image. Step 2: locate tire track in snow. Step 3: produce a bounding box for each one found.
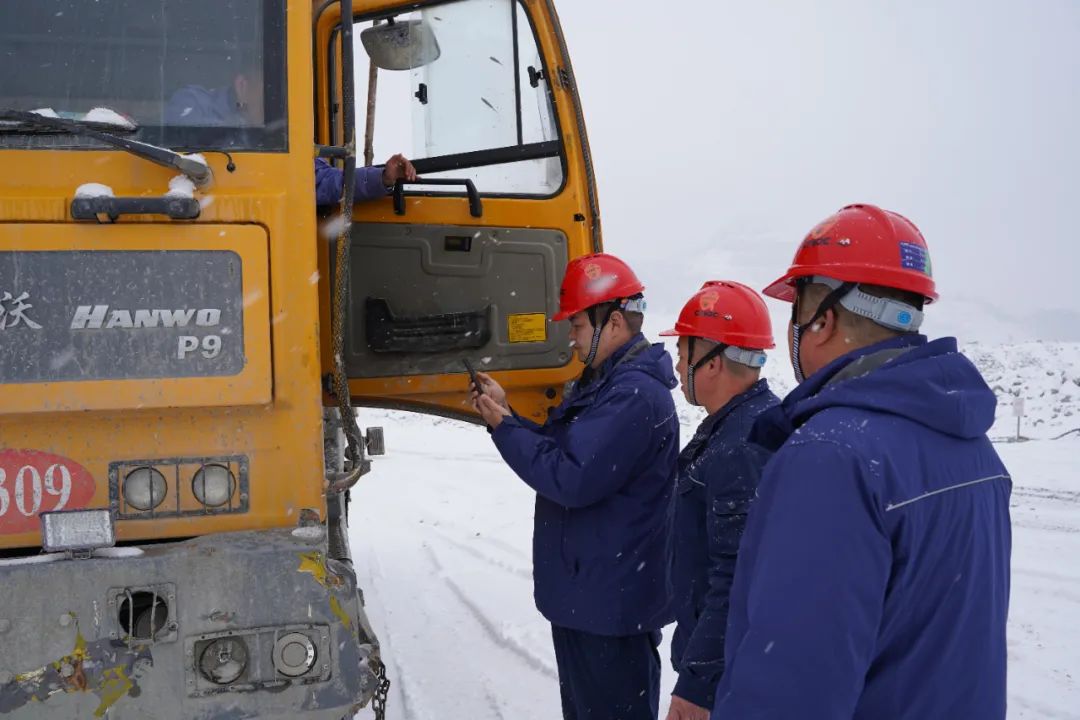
[1013,567,1080,588]
[1012,519,1080,535]
[1009,693,1080,720]
[424,545,557,681]
[1016,582,1080,606]
[478,533,531,562]
[482,690,509,720]
[397,448,507,466]
[354,550,414,720]
[417,516,531,563]
[428,527,533,581]
[1013,487,1080,504]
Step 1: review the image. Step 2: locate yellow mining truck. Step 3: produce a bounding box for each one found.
[0,0,599,716]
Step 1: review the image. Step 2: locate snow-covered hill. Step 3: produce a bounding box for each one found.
[961,341,1080,440]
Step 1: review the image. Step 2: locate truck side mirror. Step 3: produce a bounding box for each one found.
[360,19,440,71]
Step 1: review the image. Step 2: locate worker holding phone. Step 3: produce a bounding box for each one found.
[469,253,679,720]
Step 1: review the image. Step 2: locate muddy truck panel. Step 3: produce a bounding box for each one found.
[0,529,378,719]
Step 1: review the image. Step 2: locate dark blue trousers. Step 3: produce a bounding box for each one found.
[550,625,661,720]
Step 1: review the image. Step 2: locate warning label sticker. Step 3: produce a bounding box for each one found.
[508,313,547,344]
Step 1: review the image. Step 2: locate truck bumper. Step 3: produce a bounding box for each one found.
[0,527,379,719]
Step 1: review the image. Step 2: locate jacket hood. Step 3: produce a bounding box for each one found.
[757,336,997,447]
[612,334,679,391]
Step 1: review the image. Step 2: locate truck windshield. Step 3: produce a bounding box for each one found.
[0,0,287,152]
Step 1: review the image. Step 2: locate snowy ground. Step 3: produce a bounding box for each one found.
[349,409,1080,720]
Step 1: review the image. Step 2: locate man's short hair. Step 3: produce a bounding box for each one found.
[594,301,643,335]
[693,338,762,378]
[621,311,644,335]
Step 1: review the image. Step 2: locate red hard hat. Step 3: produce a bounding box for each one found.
[763,204,938,303]
[660,281,775,349]
[552,253,645,322]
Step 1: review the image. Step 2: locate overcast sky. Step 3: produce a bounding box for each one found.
[553,0,1080,342]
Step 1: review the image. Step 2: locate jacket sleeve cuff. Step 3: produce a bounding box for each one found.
[509,407,544,431]
[354,166,390,201]
[491,415,522,446]
[673,671,717,711]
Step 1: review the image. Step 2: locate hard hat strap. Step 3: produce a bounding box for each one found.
[583,302,615,367]
[724,346,768,369]
[791,278,856,383]
[686,336,715,406]
[582,294,645,367]
[687,338,766,406]
[812,276,923,332]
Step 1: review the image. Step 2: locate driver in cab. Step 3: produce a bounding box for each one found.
[164,55,415,206]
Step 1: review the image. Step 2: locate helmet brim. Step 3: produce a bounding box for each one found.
[762,274,798,302]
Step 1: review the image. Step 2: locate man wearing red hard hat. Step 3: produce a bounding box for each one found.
[711,205,1012,720]
[659,281,779,720]
[471,253,679,720]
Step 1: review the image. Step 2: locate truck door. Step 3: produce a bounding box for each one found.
[316,0,600,423]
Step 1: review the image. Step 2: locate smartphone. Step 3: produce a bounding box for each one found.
[463,359,484,396]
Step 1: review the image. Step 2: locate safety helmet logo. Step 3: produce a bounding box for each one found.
[698,290,719,311]
[809,218,839,240]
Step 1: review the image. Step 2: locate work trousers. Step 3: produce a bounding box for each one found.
[550,624,662,720]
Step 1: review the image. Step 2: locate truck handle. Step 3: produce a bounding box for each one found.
[70,196,200,222]
[393,178,483,218]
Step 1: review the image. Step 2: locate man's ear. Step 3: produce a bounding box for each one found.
[808,307,838,345]
[704,354,724,377]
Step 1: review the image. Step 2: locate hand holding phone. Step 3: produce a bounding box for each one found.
[463,358,484,396]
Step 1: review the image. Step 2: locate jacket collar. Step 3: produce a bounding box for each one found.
[750,335,925,451]
[697,379,772,438]
[576,333,649,392]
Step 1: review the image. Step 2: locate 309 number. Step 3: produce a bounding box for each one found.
[0,464,72,518]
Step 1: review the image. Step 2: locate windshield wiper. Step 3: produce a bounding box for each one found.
[0,110,139,135]
[0,109,212,187]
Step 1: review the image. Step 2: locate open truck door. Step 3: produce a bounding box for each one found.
[316,0,600,425]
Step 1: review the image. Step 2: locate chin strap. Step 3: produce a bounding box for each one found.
[583,295,646,367]
[790,280,855,383]
[686,337,767,406]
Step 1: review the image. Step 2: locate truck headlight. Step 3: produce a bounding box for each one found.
[198,637,249,685]
[122,467,167,511]
[272,632,318,678]
[192,464,235,507]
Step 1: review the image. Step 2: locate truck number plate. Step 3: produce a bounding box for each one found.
[0,450,96,534]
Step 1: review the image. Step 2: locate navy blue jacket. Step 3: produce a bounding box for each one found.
[163,85,387,206]
[492,334,680,636]
[713,335,1012,720]
[669,380,778,709]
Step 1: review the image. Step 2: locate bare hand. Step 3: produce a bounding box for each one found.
[470,372,508,409]
[473,393,511,429]
[665,695,710,720]
[381,153,417,186]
